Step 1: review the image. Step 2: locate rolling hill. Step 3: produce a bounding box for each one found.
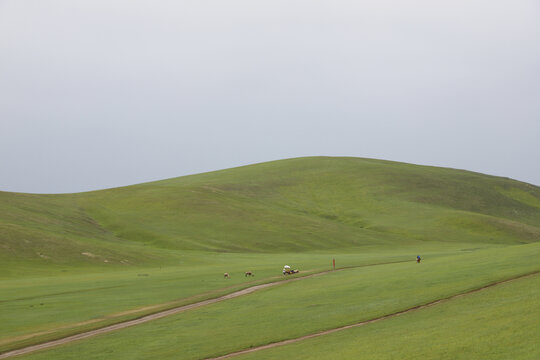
[1,157,539,271]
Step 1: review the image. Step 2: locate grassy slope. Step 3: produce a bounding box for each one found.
[0,191,157,277]
[79,157,540,252]
[3,157,539,270]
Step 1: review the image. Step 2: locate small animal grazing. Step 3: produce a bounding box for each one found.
[224,273,230,278]
[245,271,254,277]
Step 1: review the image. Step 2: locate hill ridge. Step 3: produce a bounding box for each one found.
[1,157,539,270]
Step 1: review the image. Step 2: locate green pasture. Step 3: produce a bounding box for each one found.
[18,243,540,360]
[237,274,540,360]
[0,242,468,353]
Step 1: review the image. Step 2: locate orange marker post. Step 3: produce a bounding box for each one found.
[333,258,335,270]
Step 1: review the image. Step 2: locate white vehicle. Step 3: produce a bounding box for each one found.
[282,265,299,275]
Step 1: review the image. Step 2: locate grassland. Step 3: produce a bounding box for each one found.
[15,243,540,360]
[235,272,540,360]
[1,157,539,358]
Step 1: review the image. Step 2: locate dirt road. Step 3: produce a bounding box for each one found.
[205,271,540,360]
[4,262,531,360]
[0,267,355,359]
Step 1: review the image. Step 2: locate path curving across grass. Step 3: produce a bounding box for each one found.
[10,243,540,360]
[0,260,411,359]
[206,271,540,360]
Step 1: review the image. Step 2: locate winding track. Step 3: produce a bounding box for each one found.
[0,261,406,359]
[1,265,536,359]
[205,271,540,360]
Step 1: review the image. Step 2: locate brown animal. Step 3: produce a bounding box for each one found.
[245,271,254,277]
[224,273,230,278]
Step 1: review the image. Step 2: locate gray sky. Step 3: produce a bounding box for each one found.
[1,0,539,193]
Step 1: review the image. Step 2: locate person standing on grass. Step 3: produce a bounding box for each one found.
[417,255,421,263]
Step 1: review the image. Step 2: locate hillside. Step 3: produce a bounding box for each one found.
[1,157,540,269]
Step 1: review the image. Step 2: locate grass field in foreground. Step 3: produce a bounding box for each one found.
[18,243,540,360]
[237,274,540,360]
[0,242,468,353]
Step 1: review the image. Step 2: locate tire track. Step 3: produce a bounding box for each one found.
[0,260,408,359]
[205,271,540,360]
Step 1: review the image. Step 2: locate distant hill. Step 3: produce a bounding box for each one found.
[1,157,539,267]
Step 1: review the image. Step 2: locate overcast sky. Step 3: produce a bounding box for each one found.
[1,0,539,193]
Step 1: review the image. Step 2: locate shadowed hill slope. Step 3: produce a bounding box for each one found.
[2,157,540,267]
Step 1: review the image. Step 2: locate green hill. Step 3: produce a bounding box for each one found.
[1,157,540,270]
[1,157,540,358]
